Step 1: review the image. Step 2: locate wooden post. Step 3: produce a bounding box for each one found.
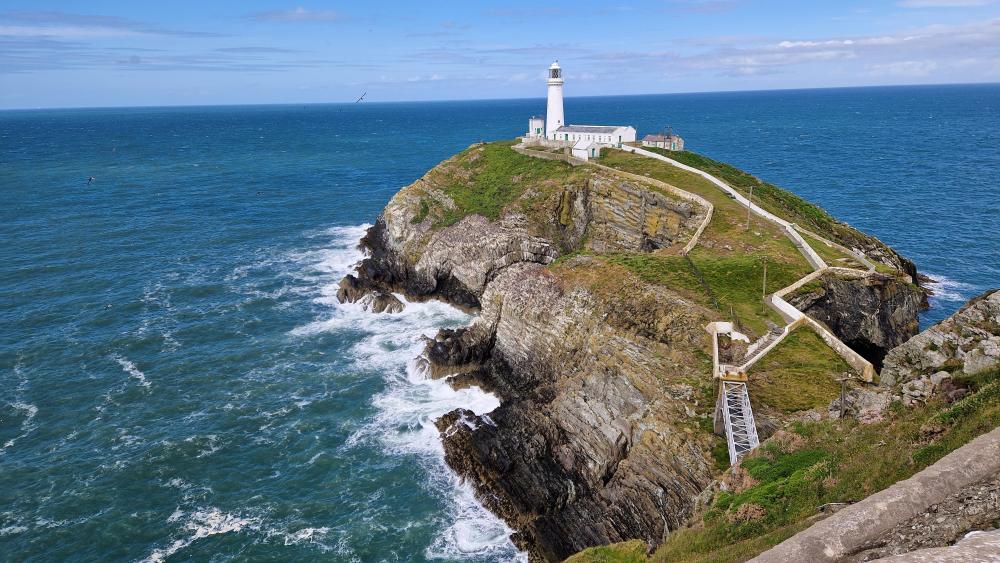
[837,375,851,419]
[746,184,755,231]
[761,256,768,314]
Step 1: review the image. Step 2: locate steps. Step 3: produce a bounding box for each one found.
[717,381,760,465]
[739,330,782,368]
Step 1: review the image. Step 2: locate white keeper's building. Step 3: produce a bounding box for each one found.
[525,61,636,160]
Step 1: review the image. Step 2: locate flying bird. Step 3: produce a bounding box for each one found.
[355,91,367,103]
[87,177,95,185]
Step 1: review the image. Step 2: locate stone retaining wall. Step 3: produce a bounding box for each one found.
[751,426,1000,562]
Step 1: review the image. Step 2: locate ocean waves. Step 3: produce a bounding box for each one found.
[291,224,522,561]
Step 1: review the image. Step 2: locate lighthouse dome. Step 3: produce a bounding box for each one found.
[548,60,562,80]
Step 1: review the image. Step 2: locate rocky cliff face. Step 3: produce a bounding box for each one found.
[434,259,716,560]
[831,288,999,421]
[340,145,717,559]
[787,272,926,369]
[340,143,927,561]
[881,289,1000,387]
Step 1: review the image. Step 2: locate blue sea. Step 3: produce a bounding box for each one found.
[1,84,998,561]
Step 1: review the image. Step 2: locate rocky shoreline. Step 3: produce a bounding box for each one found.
[338,143,933,560]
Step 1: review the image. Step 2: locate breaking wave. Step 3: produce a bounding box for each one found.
[924,273,980,309]
[112,354,151,388]
[294,225,523,561]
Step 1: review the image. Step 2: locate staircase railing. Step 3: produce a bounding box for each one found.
[718,381,761,465]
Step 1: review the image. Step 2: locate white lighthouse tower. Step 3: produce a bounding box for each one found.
[545,60,564,138]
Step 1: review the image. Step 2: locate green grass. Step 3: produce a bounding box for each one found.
[596,149,814,336]
[604,254,705,295]
[567,540,649,563]
[799,231,865,270]
[749,328,853,413]
[645,367,1000,562]
[434,141,584,227]
[643,148,875,250]
[410,198,430,224]
[687,248,810,334]
[600,251,809,334]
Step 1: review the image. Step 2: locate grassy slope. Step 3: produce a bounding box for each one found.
[644,148,897,259]
[570,368,1000,563]
[597,149,813,335]
[566,540,648,563]
[749,328,853,414]
[419,141,589,228]
[798,231,865,269]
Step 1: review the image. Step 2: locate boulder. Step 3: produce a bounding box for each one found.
[881,289,1000,387]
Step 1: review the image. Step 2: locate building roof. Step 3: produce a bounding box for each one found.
[529,115,544,120]
[555,124,632,134]
[643,134,682,142]
[573,140,597,149]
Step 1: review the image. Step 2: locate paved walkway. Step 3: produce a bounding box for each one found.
[616,145,876,382]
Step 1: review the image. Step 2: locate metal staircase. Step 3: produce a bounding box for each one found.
[716,380,760,465]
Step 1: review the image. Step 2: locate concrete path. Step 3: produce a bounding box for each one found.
[621,146,828,270]
[616,145,876,382]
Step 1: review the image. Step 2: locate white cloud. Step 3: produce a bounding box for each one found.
[898,0,994,7]
[250,7,344,22]
[866,60,939,76]
[0,10,221,38]
[0,24,140,37]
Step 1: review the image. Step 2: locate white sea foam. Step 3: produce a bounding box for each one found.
[142,508,257,563]
[0,525,28,536]
[1,401,39,455]
[282,526,332,547]
[1,361,38,455]
[292,224,524,561]
[924,273,979,305]
[112,354,151,388]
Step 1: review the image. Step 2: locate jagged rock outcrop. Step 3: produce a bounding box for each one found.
[434,259,716,560]
[337,143,707,312]
[788,272,927,368]
[881,289,1000,387]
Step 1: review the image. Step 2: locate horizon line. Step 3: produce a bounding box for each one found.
[3,80,999,112]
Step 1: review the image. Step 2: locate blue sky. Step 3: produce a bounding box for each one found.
[2,1,999,108]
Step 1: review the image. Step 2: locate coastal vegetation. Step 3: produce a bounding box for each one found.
[570,366,1000,562]
[641,147,900,261]
[748,328,853,413]
[423,141,587,227]
[798,230,865,269]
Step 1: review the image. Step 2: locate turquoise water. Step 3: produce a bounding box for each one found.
[2,86,998,561]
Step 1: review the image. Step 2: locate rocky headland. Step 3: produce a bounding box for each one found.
[334,141,993,561]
